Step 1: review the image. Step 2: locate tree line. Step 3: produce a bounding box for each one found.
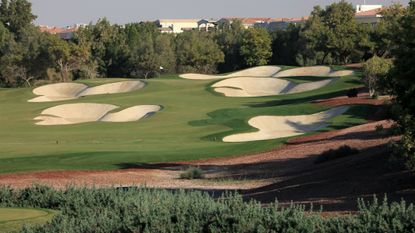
[0,0,406,87]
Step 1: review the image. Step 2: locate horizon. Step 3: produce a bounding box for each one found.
[30,0,409,27]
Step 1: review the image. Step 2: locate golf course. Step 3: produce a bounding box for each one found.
[0,66,374,174]
[0,208,56,233]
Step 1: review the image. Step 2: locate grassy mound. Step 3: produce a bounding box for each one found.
[0,208,56,233]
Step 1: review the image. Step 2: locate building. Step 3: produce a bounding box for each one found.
[355,5,383,24]
[197,19,217,31]
[39,24,85,40]
[255,17,309,31]
[156,19,200,33]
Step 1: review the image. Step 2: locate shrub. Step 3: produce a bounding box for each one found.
[180,167,204,179]
[315,145,359,164]
[0,186,413,232]
[347,88,359,98]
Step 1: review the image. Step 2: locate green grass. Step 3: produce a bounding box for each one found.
[0,208,56,233]
[0,70,372,174]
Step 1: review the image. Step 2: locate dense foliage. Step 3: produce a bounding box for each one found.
[386,1,415,170]
[362,56,393,97]
[0,0,410,87]
[0,186,413,233]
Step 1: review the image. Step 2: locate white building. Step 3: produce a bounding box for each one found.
[355,5,383,24]
[156,19,200,33]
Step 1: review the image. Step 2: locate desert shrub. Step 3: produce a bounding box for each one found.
[180,167,204,179]
[347,88,359,98]
[0,186,413,232]
[315,145,359,164]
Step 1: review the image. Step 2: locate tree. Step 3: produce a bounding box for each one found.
[240,27,272,67]
[125,22,175,78]
[0,0,36,34]
[371,3,407,58]
[271,24,302,66]
[362,55,393,97]
[387,1,415,169]
[300,1,358,64]
[215,20,245,72]
[75,18,125,77]
[299,6,331,65]
[175,31,224,73]
[47,36,90,82]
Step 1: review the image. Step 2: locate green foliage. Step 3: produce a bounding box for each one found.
[362,55,393,97]
[240,27,272,67]
[125,23,175,78]
[175,31,224,73]
[215,20,245,72]
[270,25,301,66]
[315,145,359,164]
[0,0,36,34]
[300,1,358,65]
[372,3,407,58]
[180,167,204,179]
[0,186,413,232]
[386,1,415,170]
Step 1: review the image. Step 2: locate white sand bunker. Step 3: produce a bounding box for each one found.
[274,66,354,78]
[213,77,334,97]
[29,81,146,102]
[179,66,281,80]
[223,106,349,142]
[34,103,161,125]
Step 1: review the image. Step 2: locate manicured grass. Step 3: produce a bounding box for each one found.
[0,208,56,233]
[0,70,371,173]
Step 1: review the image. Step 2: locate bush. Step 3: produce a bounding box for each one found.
[180,167,204,179]
[0,186,413,232]
[347,88,359,98]
[315,145,359,164]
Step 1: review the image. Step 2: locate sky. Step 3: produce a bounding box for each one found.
[30,0,410,27]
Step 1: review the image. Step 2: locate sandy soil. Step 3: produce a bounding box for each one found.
[212,77,334,97]
[35,103,161,125]
[274,66,353,78]
[224,106,349,142]
[179,66,281,80]
[29,81,145,102]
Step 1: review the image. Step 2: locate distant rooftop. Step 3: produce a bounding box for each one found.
[355,5,383,17]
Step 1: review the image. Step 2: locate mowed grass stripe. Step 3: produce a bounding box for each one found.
[0,70,370,173]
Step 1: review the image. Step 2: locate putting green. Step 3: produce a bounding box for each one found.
[0,208,56,233]
[0,68,374,174]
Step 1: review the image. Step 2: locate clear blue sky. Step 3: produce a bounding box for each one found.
[29,0,409,27]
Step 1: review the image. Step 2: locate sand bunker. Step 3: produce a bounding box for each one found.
[34,103,161,125]
[274,66,354,78]
[223,106,349,142]
[212,77,334,97]
[179,66,281,80]
[29,81,146,102]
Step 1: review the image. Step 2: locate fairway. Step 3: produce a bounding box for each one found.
[0,70,373,174]
[0,208,55,233]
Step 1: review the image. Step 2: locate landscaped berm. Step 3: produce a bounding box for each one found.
[0,65,414,218]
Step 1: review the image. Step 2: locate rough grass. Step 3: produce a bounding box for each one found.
[0,69,372,174]
[0,208,56,233]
